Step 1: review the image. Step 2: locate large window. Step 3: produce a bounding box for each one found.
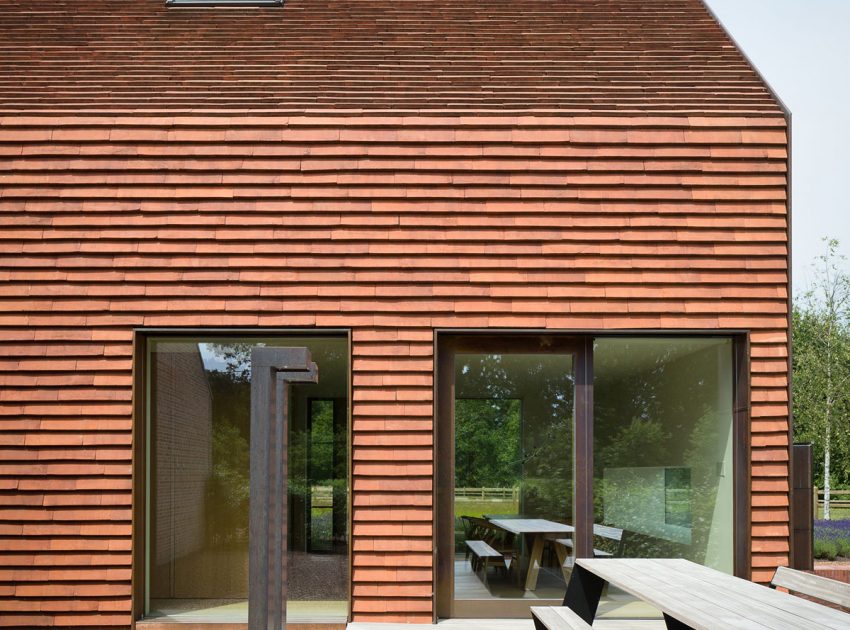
[144,335,348,623]
[593,338,735,572]
[438,334,741,619]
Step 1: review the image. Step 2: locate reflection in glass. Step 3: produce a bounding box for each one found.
[593,338,734,571]
[147,337,348,623]
[453,353,574,603]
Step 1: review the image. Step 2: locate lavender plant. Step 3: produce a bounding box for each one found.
[814,519,850,560]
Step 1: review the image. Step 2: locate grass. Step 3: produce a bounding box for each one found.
[453,499,519,551]
[817,505,850,520]
[454,498,518,519]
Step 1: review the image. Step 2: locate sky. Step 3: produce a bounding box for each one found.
[705,0,850,296]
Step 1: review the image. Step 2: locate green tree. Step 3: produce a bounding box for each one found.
[793,239,850,519]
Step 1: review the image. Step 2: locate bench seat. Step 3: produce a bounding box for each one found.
[465,539,503,559]
[555,537,613,558]
[531,606,591,630]
[771,565,850,609]
[465,539,507,585]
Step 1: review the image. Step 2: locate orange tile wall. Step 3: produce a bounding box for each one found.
[0,114,789,627]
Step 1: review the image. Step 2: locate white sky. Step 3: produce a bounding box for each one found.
[705,0,850,296]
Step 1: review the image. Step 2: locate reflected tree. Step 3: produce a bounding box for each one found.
[204,365,251,546]
[454,354,574,520]
[593,340,731,563]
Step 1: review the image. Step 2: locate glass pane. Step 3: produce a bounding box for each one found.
[453,353,574,604]
[147,336,348,623]
[308,400,336,553]
[592,337,734,617]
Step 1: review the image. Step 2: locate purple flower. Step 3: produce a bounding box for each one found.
[814,519,850,542]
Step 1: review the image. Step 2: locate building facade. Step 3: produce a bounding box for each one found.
[0,1,790,628]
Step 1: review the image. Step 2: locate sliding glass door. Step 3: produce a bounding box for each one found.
[436,334,742,620]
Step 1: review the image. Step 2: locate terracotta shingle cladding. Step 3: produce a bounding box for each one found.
[0,114,789,627]
[0,0,789,627]
[0,0,781,114]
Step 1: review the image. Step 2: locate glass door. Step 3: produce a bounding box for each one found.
[436,336,589,618]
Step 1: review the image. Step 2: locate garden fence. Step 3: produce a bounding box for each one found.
[813,488,850,518]
[454,487,519,501]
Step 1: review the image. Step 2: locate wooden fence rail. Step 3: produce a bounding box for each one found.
[812,487,850,518]
[454,487,519,501]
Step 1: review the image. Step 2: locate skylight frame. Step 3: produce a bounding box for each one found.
[166,0,283,6]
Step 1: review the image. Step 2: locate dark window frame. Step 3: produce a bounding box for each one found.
[166,0,282,7]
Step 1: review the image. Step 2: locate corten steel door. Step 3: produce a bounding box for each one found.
[436,335,592,619]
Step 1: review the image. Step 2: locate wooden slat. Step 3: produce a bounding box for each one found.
[771,566,850,609]
[465,540,503,559]
[488,519,575,536]
[576,559,849,630]
[531,606,592,630]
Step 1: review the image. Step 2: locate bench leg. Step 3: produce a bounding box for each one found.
[663,613,695,630]
[563,564,605,625]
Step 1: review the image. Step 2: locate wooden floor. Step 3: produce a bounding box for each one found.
[143,599,347,624]
[454,555,566,601]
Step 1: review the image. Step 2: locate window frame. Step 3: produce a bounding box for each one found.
[166,0,282,7]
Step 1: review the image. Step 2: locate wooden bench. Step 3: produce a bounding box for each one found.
[530,606,591,630]
[465,539,506,585]
[555,524,624,560]
[591,524,625,554]
[771,565,850,609]
[555,538,615,558]
[553,525,626,583]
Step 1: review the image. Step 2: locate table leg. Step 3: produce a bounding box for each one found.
[663,613,695,630]
[562,564,605,624]
[524,534,545,591]
[554,541,572,584]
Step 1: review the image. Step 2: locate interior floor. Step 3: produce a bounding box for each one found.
[145,599,348,624]
[454,554,566,600]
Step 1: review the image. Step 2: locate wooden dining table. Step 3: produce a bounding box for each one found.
[488,518,575,591]
[563,557,850,629]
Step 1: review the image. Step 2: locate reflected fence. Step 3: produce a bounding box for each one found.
[455,487,520,501]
